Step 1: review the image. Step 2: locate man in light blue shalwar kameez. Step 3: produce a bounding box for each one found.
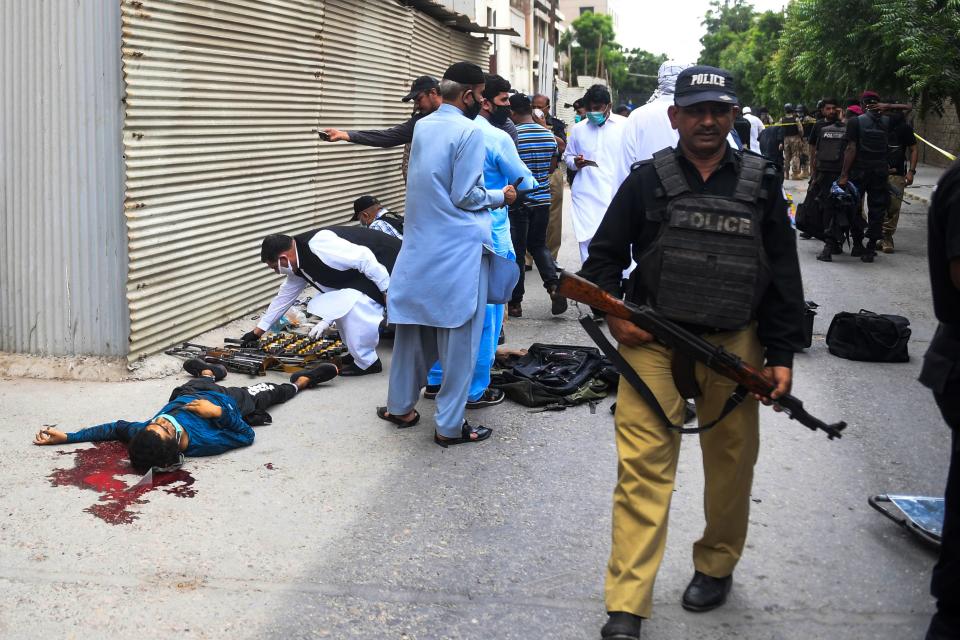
[378,62,517,446]
[426,74,537,406]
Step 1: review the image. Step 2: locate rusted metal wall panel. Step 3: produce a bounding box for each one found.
[0,0,128,356]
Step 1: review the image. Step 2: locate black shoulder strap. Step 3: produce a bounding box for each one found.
[578,317,748,435]
[733,152,768,204]
[652,148,691,198]
[381,211,404,230]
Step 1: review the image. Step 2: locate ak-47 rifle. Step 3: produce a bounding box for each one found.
[557,271,846,440]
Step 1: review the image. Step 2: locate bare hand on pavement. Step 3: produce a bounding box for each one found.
[34,427,68,445]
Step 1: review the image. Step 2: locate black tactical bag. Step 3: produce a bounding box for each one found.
[492,344,616,408]
[826,309,911,362]
[795,200,826,240]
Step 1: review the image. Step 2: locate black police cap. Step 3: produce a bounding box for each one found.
[674,65,738,107]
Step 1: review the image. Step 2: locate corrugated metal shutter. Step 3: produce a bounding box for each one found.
[121,0,327,360]
[448,30,490,71]
[317,0,412,215]
[410,11,490,82]
[411,10,452,79]
[122,0,488,359]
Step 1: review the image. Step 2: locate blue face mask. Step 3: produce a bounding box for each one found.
[574,114,584,123]
[586,111,608,126]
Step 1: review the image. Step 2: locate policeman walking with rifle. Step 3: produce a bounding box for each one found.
[575,65,813,640]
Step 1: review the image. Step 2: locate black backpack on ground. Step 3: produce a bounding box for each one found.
[826,309,911,362]
[492,344,617,408]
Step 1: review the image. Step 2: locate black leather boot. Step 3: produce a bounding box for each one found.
[861,240,877,263]
[816,242,833,262]
[601,612,642,639]
[681,571,732,612]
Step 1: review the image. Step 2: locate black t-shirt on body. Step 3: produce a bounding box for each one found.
[887,119,917,175]
[928,160,960,325]
[808,119,830,146]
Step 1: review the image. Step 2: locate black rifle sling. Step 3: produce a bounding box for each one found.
[578,316,749,434]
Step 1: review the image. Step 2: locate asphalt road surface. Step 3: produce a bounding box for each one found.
[0,178,946,639]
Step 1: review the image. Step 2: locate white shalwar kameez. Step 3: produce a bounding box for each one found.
[562,113,627,264]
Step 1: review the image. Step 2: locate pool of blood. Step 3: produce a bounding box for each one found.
[48,441,196,525]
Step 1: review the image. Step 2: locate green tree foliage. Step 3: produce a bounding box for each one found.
[698,1,784,108]
[772,0,903,106]
[620,49,668,99]
[874,0,960,117]
[700,0,756,68]
[560,11,666,100]
[697,0,960,122]
[561,12,620,80]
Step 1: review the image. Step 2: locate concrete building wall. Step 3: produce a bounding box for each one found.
[914,101,960,169]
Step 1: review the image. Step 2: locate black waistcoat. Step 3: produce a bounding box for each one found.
[293,226,401,305]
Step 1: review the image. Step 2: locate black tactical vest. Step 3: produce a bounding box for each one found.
[293,226,401,305]
[854,112,891,170]
[815,121,847,173]
[637,149,773,331]
[781,115,803,138]
[378,211,405,235]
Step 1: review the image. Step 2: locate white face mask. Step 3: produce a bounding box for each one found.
[277,247,298,277]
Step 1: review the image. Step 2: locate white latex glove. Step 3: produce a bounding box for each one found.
[308,319,330,339]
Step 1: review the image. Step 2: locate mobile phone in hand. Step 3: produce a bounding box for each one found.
[582,159,599,168]
[317,130,331,141]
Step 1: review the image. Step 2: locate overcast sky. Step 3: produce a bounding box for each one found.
[609,0,788,63]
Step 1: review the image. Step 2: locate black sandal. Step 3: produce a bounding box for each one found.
[433,420,492,447]
[376,406,420,428]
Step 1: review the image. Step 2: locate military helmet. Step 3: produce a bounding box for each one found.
[830,180,860,210]
[796,103,807,114]
[783,102,795,113]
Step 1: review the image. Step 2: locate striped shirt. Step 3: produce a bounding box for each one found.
[368,209,403,240]
[515,123,557,205]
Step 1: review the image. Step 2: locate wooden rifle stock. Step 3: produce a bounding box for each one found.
[557,271,846,440]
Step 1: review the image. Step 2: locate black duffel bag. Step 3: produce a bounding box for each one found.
[825,309,911,362]
[795,200,826,240]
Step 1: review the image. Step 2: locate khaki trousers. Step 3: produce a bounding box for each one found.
[605,325,763,618]
[783,136,804,178]
[547,168,564,260]
[883,174,907,240]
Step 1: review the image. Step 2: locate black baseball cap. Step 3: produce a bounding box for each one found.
[508,93,531,110]
[352,195,379,220]
[402,75,439,102]
[674,65,738,107]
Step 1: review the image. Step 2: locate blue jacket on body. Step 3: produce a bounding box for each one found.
[65,390,254,456]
